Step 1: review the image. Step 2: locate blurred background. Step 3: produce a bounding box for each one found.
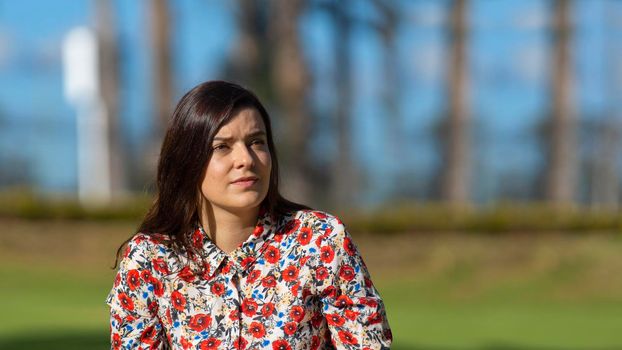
[1,0,622,349]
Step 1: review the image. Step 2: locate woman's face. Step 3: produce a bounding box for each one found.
[200,108,272,214]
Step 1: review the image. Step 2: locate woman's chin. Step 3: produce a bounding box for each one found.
[224,195,264,212]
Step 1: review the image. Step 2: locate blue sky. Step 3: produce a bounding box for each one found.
[0,0,619,205]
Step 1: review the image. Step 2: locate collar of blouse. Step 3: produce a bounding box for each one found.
[191,208,284,280]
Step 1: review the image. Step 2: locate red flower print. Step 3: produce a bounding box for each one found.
[289,305,305,323]
[313,211,328,219]
[148,301,159,316]
[262,275,276,288]
[343,236,356,256]
[150,277,164,297]
[302,287,312,301]
[335,295,353,308]
[201,261,212,279]
[189,313,212,332]
[320,246,334,263]
[117,292,134,311]
[283,321,298,335]
[282,265,299,282]
[297,227,312,245]
[126,269,141,290]
[315,266,328,281]
[344,309,359,320]
[282,219,300,235]
[272,339,292,350]
[152,257,169,274]
[264,245,280,264]
[246,269,261,283]
[181,337,192,349]
[311,313,323,328]
[322,285,337,299]
[200,337,221,350]
[192,229,204,249]
[261,302,275,317]
[338,330,359,345]
[140,269,152,282]
[211,282,225,296]
[112,333,121,350]
[107,212,393,348]
[311,335,320,350]
[166,308,172,325]
[140,325,157,344]
[360,297,378,308]
[339,265,355,281]
[229,309,239,321]
[274,232,284,243]
[326,313,345,327]
[241,257,255,269]
[178,266,195,283]
[234,336,248,350]
[323,227,333,237]
[253,225,264,237]
[123,245,131,258]
[222,261,232,274]
[241,298,258,317]
[290,281,300,295]
[171,290,186,311]
[248,321,266,338]
[367,312,383,325]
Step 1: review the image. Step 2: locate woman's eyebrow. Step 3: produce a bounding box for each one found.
[213,130,266,142]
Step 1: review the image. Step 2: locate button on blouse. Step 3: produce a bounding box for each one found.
[106,209,392,349]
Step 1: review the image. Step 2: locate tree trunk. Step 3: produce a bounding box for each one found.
[442,0,471,206]
[590,120,619,210]
[150,0,173,140]
[95,0,125,198]
[546,0,576,207]
[269,0,312,204]
[330,0,355,208]
[229,0,266,94]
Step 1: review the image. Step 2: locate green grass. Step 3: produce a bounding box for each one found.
[381,279,622,349]
[2,219,622,349]
[2,269,622,349]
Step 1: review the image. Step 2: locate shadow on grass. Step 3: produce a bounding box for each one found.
[393,345,620,350]
[0,334,618,350]
[0,331,109,350]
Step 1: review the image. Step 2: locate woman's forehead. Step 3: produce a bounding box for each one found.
[215,108,266,137]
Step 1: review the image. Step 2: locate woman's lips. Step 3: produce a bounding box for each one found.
[232,179,258,188]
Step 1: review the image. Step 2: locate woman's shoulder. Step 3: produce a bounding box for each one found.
[118,233,174,272]
[288,209,342,225]
[283,209,348,238]
[126,232,171,253]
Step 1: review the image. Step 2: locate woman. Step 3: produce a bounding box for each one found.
[107,81,392,349]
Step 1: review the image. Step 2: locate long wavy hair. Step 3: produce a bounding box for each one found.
[114,80,309,268]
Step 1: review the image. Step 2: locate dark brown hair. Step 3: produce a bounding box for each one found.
[114,80,309,268]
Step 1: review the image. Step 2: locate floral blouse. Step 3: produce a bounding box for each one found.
[106,209,392,349]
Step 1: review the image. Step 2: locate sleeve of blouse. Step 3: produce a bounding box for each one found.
[106,235,168,349]
[318,217,393,349]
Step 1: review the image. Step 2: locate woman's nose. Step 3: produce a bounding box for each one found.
[233,144,254,168]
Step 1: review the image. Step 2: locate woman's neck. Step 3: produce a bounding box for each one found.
[200,203,259,254]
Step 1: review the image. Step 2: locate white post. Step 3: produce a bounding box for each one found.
[62,27,111,205]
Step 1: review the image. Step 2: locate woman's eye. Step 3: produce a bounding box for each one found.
[213,144,229,151]
[250,139,265,146]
